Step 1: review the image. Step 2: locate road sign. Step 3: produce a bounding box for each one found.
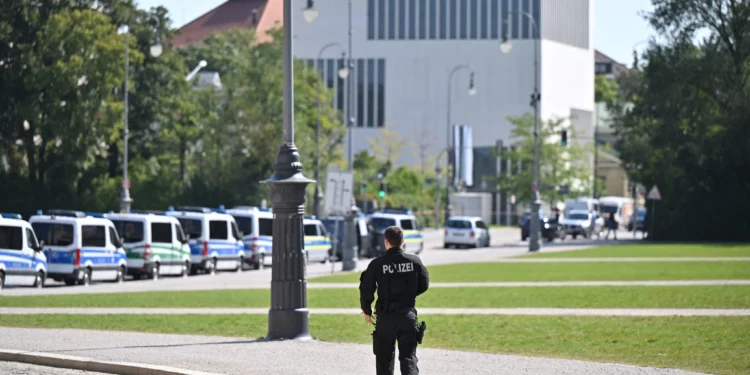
[122,179,130,189]
[647,185,662,200]
[324,171,354,215]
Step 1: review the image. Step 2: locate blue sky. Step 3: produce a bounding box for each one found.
[137,0,655,64]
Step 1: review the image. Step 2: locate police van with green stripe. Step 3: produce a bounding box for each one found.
[106,213,191,280]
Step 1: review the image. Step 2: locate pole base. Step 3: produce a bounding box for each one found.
[266,308,313,341]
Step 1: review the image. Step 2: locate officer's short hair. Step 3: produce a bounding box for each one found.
[384,226,404,246]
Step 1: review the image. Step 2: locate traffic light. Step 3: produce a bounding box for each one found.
[561,130,568,147]
[378,182,386,198]
[360,182,367,193]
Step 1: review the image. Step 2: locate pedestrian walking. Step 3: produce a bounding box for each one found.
[605,213,618,240]
[360,226,430,375]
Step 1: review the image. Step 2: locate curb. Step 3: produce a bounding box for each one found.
[0,349,222,375]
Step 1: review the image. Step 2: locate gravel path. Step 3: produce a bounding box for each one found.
[1,307,747,316]
[0,328,711,375]
[0,362,110,375]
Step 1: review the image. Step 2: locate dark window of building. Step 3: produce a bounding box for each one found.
[459,0,468,39]
[388,0,396,39]
[470,0,478,39]
[511,0,519,39]
[408,0,416,38]
[439,0,447,39]
[377,59,385,128]
[532,0,540,38]
[378,0,386,39]
[368,0,376,39]
[0,226,23,250]
[480,0,488,38]
[522,0,529,38]
[367,59,376,127]
[501,0,509,38]
[151,222,173,243]
[419,0,427,39]
[358,59,365,128]
[429,0,437,38]
[450,0,457,38]
[399,0,406,39]
[82,225,106,247]
[208,220,228,240]
[490,0,498,38]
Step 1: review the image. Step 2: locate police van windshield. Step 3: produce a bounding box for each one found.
[177,218,202,239]
[371,218,396,231]
[31,223,74,246]
[259,218,273,236]
[0,226,23,250]
[110,220,145,243]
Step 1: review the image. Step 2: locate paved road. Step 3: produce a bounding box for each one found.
[0,228,643,297]
[1,307,746,316]
[0,328,710,375]
[0,361,109,375]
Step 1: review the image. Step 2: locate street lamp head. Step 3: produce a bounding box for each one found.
[199,60,208,68]
[500,39,513,54]
[337,53,349,79]
[468,72,477,96]
[149,43,163,58]
[302,0,318,23]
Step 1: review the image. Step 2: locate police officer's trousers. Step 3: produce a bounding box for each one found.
[373,309,419,375]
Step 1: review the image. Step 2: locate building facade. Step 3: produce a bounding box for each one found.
[292,0,594,168]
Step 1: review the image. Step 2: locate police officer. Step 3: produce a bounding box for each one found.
[360,226,430,375]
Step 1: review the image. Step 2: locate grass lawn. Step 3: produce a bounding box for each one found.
[0,314,747,375]
[311,261,750,283]
[523,244,750,258]
[1,286,749,309]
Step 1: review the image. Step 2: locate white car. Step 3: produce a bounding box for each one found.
[443,216,490,248]
[560,210,604,239]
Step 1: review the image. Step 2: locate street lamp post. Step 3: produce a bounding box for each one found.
[264,0,314,341]
[314,44,348,218]
[501,13,541,252]
[445,66,476,223]
[119,17,163,214]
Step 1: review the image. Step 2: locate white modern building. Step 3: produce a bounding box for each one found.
[291,0,594,168]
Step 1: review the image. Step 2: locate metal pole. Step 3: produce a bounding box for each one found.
[265,0,313,341]
[346,0,354,172]
[527,13,541,252]
[341,0,359,272]
[434,149,446,229]
[120,31,132,214]
[445,65,473,222]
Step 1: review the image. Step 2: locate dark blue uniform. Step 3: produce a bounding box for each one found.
[359,247,429,375]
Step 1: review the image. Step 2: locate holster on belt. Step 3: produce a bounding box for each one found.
[416,320,427,345]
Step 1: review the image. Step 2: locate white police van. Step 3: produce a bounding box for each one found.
[30,210,127,286]
[225,207,273,270]
[106,212,192,280]
[369,212,424,256]
[0,213,47,289]
[166,207,244,275]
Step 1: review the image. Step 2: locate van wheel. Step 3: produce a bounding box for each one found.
[150,263,160,280]
[209,259,217,275]
[64,278,76,286]
[78,268,92,286]
[181,261,190,278]
[114,266,125,283]
[34,271,45,288]
[0,271,5,290]
[236,257,244,273]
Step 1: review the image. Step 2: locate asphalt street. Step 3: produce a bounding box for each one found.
[0,228,636,296]
[0,361,110,375]
[0,328,710,375]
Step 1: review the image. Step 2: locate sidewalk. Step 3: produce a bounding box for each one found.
[1,307,747,316]
[0,328,710,375]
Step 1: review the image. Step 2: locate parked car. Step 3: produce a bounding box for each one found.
[520,215,565,242]
[443,216,490,248]
[628,208,647,231]
[560,210,604,239]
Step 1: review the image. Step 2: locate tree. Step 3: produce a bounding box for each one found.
[595,74,619,105]
[494,115,592,206]
[612,0,750,241]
